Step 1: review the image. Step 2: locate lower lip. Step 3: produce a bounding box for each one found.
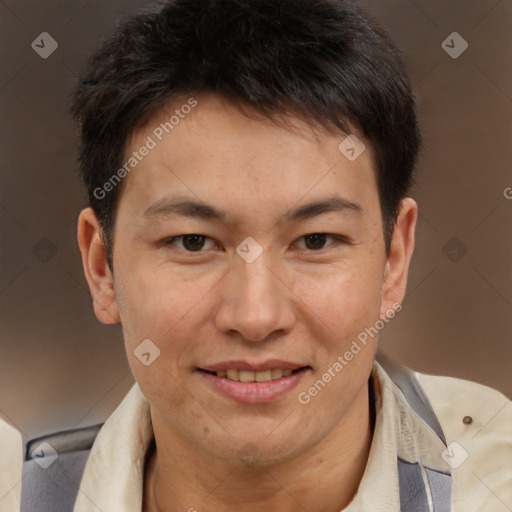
[198,369,309,404]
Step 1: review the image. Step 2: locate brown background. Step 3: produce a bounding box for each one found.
[0,0,510,442]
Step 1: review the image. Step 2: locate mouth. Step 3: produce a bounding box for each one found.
[196,362,312,404]
[197,367,309,382]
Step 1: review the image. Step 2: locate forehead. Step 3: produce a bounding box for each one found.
[119,93,379,222]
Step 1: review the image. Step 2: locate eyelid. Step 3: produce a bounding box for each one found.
[164,235,217,252]
[293,234,350,251]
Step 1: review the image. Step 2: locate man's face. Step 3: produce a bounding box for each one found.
[84,93,412,466]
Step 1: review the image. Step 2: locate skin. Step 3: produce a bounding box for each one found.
[78,92,417,512]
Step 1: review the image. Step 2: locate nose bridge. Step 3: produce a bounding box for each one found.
[239,256,279,304]
[215,250,295,341]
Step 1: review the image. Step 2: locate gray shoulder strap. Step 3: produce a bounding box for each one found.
[377,354,452,511]
[377,353,447,445]
[21,424,102,512]
[397,459,452,512]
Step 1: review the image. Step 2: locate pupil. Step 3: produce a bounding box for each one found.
[305,234,326,250]
[183,235,205,251]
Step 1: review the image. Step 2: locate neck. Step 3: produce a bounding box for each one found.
[144,381,374,512]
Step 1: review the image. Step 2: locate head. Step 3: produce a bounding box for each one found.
[74,0,419,467]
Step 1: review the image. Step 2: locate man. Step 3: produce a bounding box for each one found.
[53,0,511,510]
[0,417,22,511]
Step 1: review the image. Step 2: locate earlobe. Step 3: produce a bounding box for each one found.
[77,208,120,325]
[381,198,418,314]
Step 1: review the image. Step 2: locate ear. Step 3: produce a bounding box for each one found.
[77,207,120,324]
[380,198,418,318]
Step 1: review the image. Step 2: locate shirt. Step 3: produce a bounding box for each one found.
[0,418,22,512]
[73,362,512,511]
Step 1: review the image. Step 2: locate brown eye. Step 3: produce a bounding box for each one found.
[182,235,206,251]
[166,235,215,252]
[294,233,347,251]
[303,234,328,250]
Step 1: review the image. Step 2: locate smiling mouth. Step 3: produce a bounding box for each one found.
[198,367,310,383]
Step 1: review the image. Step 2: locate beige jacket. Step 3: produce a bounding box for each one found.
[73,362,512,511]
[0,419,22,512]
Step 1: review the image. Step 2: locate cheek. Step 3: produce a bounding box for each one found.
[291,261,384,341]
[115,259,218,344]
[115,266,203,412]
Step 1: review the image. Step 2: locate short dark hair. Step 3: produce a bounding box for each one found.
[70,0,421,267]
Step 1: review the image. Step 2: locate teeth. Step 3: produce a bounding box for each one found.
[271,369,283,379]
[226,369,239,381]
[215,369,299,382]
[239,371,255,382]
[255,370,272,382]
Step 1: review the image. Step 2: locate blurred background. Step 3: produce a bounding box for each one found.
[0,0,511,443]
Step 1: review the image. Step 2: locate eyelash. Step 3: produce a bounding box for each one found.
[162,233,350,253]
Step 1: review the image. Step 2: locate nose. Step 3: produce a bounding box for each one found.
[213,252,296,342]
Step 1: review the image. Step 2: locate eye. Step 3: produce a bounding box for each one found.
[165,234,216,252]
[293,233,343,251]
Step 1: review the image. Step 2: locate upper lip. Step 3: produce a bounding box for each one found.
[198,360,309,372]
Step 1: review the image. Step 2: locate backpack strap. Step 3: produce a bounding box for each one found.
[378,354,452,511]
[377,354,447,445]
[21,424,102,512]
[397,459,452,512]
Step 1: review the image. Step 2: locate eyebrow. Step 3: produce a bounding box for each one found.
[143,196,362,224]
